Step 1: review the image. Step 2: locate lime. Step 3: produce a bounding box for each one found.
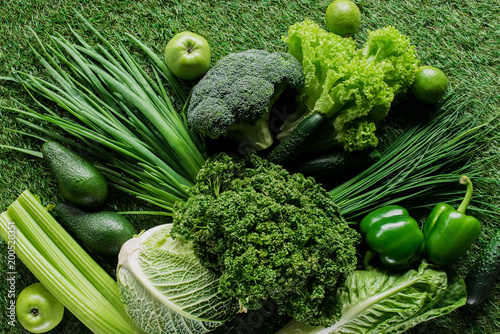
[325,0,361,37]
[412,66,449,104]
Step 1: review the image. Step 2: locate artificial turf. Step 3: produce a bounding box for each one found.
[1,0,499,333]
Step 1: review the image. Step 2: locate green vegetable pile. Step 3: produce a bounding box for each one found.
[172,153,360,326]
[1,2,500,334]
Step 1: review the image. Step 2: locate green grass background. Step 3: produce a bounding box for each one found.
[1,0,499,333]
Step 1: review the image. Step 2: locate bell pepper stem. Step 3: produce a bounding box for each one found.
[457,175,473,213]
[363,249,378,270]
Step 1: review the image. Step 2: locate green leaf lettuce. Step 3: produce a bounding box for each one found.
[275,261,466,334]
[279,20,420,152]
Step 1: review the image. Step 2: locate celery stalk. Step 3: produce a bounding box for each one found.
[0,190,142,334]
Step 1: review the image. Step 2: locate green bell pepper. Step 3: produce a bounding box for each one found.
[360,205,424,271]
[423,175,481,266]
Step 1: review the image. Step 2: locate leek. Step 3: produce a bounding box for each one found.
[0,190,143,334]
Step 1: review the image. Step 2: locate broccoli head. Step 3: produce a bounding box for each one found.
[172,153,360,327]
[187,49,304,151]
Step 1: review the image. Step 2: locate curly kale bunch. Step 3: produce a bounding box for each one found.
[172,153,360,327]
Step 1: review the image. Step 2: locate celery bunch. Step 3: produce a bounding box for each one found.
[0,190,143,334]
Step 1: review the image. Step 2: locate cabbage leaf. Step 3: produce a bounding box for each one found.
[275,261,466,334]
[117,224,239,334]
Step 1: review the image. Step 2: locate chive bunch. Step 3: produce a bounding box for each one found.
[331,93,499,221]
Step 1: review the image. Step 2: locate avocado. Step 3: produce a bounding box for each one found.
[42,141,108,209]
[55,203,137,257]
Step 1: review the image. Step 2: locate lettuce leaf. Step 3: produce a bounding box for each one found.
[361,26,419,97]
[274,261,466,334]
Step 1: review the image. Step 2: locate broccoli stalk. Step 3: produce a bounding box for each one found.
[227,117,273,151]
[225,79,290,151]
[187,49,304,152]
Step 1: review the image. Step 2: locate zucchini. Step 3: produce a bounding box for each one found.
[465,229,500,306]
[267,113,327,166]
[293,148,381,180]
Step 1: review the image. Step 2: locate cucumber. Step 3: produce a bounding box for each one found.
[55,203,137,257]
[267,113,327,166]
[465,229,500,306]
[293,148,381,180]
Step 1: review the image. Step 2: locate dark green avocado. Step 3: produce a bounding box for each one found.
[56,203,137,257]
[42,141,108,209]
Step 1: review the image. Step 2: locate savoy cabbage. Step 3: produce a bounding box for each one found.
[117,224,240,334]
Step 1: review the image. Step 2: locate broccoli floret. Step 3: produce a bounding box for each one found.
[172,153,360,327]
[187,49,304,151]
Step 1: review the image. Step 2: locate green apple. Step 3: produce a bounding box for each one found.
[16,282,65,333]
[164,31,211,80]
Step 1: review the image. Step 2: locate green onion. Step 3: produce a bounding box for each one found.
[4,11,206,213]
[0,190,142,334]
[330,93,499,221]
